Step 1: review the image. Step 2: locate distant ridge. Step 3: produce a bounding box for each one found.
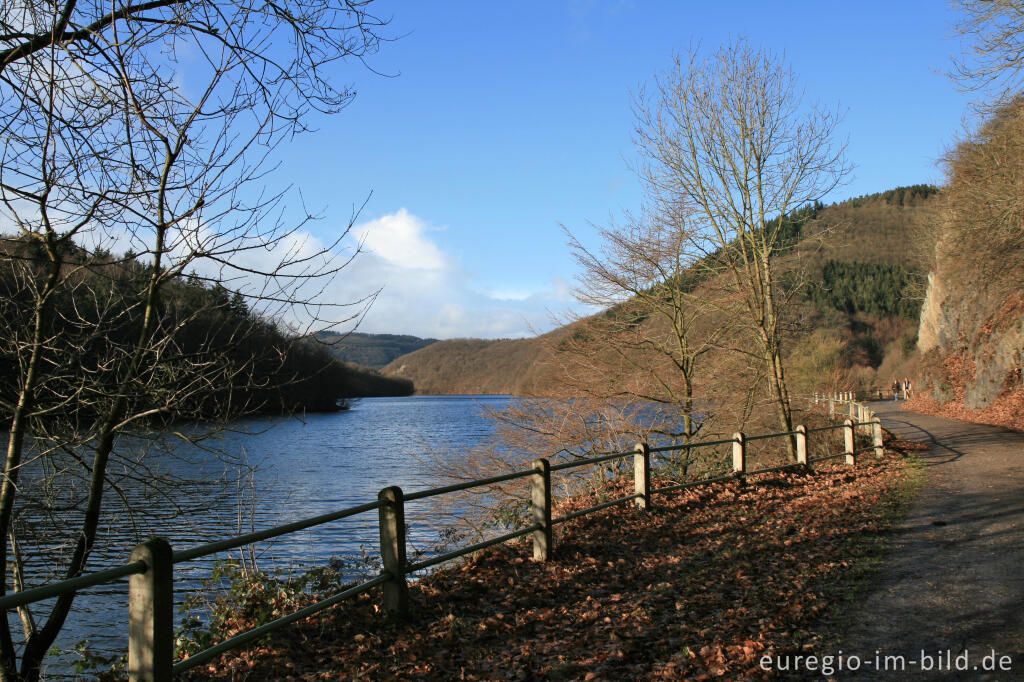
[381,335,562,396]
[316,331,438,368]
[380,185,938,396]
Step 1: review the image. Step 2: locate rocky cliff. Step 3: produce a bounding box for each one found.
[917,268,1024,412]
[911,101,1024,427]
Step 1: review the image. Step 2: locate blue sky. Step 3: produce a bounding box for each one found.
[269,1,975,340]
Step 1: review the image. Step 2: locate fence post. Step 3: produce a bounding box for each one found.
[732,432,746,480]
[872,416,884,458]
[378,486,409,618]
[795,424,808,470]
[844,419,856,466]
[633,443,651,510]
[532,458,552,561]
[128,538,173,682]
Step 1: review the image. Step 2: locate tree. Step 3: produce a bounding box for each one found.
[631,39,850,456]
[944,2,1024,273]
[951,0,1024,105]
[0,1,387,678]
[560,206,728,456]
[938,99,1024,279]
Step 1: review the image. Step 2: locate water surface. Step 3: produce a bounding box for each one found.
[12,395,509,676]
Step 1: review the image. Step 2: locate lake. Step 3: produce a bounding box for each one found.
[13,395,511,677]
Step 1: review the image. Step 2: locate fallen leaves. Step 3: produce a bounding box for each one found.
[187,442,921,681]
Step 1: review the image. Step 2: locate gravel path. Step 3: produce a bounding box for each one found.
[829,402,1024,680]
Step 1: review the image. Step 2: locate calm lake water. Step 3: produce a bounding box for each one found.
[15,395,510,677]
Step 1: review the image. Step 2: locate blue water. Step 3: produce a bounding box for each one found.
[11,395,509,677]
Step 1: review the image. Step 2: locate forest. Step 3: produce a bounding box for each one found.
[0,236,413,428]
[808,260,923,320]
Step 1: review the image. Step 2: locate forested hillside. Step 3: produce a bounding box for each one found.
[383,187,935,396]
[0,238,413,425]
[383,335,561,395]
[316,331,437,368]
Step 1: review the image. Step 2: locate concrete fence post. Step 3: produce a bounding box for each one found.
[732,432,746,479]
[872,416,884,458]
[795,424,808,470]
[844,419,856,466]
[532,458,552,561]
[633,443,651,510]
[128,538,174,682]
[378,486,409,618]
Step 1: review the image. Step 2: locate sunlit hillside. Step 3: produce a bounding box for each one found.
[383,187,937,396]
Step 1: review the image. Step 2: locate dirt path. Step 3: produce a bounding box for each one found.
[829,402,1024,680]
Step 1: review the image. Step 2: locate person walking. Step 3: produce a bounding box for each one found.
[892,378,900,401]
[904,377,913,399]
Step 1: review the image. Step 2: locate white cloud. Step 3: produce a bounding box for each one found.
[323,209,587,339]
[484,288,533,301]
[357,208,446,270]
[32,204,587,340]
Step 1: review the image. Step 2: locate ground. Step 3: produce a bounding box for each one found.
[824,401,1024,681]
[184,430,923,681]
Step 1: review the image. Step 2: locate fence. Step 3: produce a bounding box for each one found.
[0,400,886,681]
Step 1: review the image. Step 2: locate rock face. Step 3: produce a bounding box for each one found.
[917,249,1024,410]
[914,101,1024,419]
[916,273,944,355]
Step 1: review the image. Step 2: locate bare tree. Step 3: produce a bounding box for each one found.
[950,0,1024,105]
[631,38,850,456]
[0,1,387,678]
[561,206,729,453]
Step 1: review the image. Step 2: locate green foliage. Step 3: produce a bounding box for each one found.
[487,499,532,531]
[64,640,126,680]
[176,555,379,658]
[841,184,940,209]
[772,201,826,252]
[690,201,826,284]
[0,236,414,426]
[807,260,923,319]
[316,332,438,368]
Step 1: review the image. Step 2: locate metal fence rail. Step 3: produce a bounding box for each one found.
[0,398,886,681]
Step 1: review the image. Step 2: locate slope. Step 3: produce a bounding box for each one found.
[316,331,438,368]
[383,187,937,396]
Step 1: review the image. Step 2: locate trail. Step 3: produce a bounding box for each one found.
[833,401,1024,680]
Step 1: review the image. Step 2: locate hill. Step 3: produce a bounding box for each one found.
[0,238,414,423]
[382,187,938,396]
[382,335,562,395]
[317,331,437,368]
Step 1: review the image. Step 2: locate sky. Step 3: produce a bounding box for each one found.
[264,1,978,340]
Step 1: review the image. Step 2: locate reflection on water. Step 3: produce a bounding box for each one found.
[10,395,508,677]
